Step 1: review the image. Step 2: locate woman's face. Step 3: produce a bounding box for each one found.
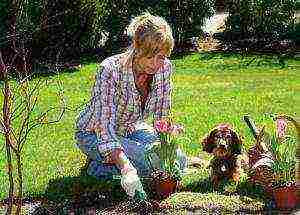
[135,50,167,75]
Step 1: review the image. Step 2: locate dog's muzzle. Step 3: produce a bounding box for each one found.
[218,139,228,149]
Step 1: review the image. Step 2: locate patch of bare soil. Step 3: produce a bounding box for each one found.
[1,193,298,215]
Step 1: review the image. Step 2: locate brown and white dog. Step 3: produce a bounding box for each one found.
[202,123,244,189]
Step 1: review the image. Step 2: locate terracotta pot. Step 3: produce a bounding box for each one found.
[155,177,179,199]
[273,182,298,209]
[151,170,180,200]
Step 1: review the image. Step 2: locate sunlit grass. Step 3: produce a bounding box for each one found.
[0,53,299,206]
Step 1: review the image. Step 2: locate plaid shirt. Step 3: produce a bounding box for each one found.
[76,51,172,157]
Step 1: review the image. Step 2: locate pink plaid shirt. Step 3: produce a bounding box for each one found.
[76,51,172,157]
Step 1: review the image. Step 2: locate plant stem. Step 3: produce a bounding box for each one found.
[3,79,15,215]
[15,152,23,215]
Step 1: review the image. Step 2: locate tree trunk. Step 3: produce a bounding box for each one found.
[15,152,23,215]
[3,79,15,215]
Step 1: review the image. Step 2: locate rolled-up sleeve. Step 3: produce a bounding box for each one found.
[91,63,122,158]
[153,60,172,119]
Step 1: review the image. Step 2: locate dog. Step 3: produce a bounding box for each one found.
[202,123,244,189]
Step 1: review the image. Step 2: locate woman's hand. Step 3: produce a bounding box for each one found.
[106,149,147,200]
[121,167,146,199]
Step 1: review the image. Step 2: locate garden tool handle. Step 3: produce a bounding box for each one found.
[243,115,258,139]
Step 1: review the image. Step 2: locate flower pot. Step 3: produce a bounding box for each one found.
[151,170,180,200]
[273,182,297,209]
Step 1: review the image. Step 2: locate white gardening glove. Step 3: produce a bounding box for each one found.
[120,167,144,198]
[112,150,147,200]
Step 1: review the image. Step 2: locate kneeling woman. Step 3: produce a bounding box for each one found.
[75,13,187,200]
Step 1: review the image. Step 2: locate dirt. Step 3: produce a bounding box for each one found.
[1,193,299,215]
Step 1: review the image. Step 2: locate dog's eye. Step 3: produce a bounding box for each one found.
[226,133,232,138]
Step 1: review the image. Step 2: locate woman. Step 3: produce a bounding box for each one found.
[75,13,187,201]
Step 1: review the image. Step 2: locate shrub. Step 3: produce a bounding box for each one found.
[216,0,297,52]
[151,0,215,52]
[103,0,215,54]
[1,0,109,67]
[0,0,9,49]
[31,0,109,62]
[225,0,296,36]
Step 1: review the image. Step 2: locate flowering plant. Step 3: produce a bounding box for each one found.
[148,119,184,180]
[269,114,297,187]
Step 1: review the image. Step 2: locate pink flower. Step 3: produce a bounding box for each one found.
[276,117,288,139]
[169,124,184,136]
[154,120,171,133]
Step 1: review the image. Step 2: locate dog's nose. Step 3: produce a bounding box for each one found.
[218,139,227,148]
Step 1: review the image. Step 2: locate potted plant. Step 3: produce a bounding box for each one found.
[270,115,298,209]
[146,119,184,199]
[244,114,298,209]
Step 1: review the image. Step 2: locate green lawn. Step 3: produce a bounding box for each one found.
[0,52,299,209]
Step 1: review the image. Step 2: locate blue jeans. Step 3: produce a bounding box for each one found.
[75,130,187,179]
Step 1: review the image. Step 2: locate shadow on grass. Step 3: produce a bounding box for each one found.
[181,177,214,193]
[181,175,269,203]
[235,180,270,202]
[170,50,198,60]
[30,165,127,214]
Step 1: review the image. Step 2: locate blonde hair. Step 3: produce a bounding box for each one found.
[127,12,174,57]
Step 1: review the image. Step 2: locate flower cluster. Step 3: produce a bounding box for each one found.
[154,119,184,137]
[275,117,288,139]
[150,119,184,179]
[270,115,297,187]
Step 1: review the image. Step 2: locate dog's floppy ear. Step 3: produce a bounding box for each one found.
[202,130,217,153]
[230,130,242,155]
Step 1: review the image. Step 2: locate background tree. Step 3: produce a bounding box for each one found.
[103,0,215,54]
[224,0,296,38]
[31,0,109,64]
[0,0,109,76]
[1,0,67,214]
[158,0,215,51]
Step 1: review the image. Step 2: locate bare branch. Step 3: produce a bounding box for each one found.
[17,93,39,151]
[21,104,66,151]
[0,118,4,134]
[17,104,30,151]
[12,78,44,121]
[0,118,17,153]
[9,129,19,153]
[19,74,67,148]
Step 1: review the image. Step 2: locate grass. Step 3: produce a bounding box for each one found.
[0,52,299,211]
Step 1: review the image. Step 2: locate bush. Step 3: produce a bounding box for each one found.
[1,0,109,67]
[102,0,145,54]
[0,0,9,49]
[31,0,109,63]
[1,0,215,72]
[103,0,215,54]
[151,0,215,52]
[219,0,297,52]
[225,0,296,36]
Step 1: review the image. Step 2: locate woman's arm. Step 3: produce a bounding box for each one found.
[152,59,173,120]
[91,62,122,160]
